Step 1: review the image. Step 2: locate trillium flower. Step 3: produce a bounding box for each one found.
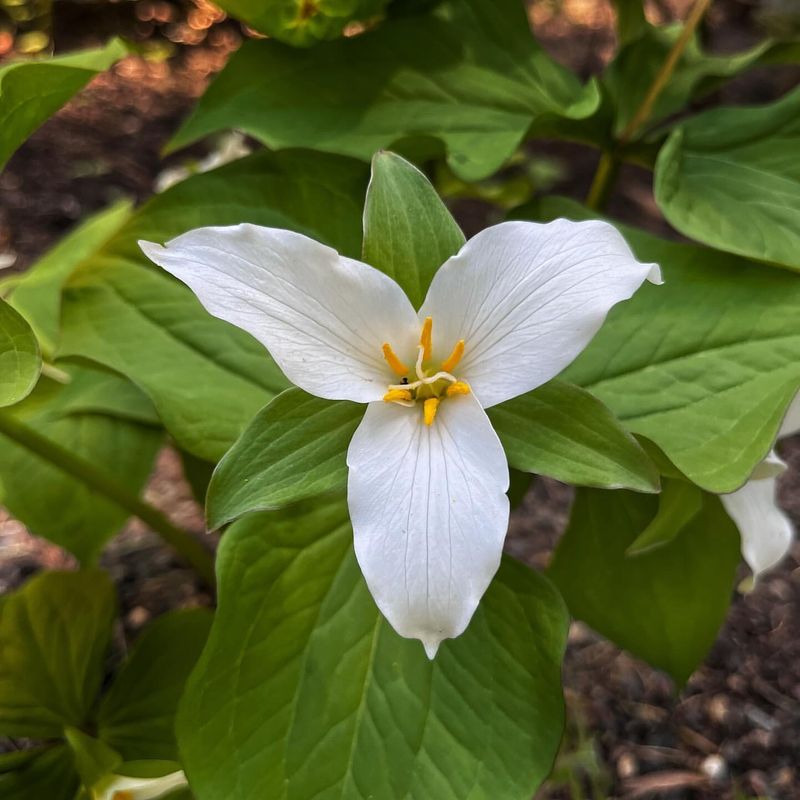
[141,218,660,656]
[721,393,799,578]
[94,769,188,800]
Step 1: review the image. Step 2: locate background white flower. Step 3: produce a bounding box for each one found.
[141,218,660,656]
[722,393,800,577]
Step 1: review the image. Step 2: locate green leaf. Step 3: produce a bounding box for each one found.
[0,38,127,170]
[610,0,647,45]
[604,25,796,138]
[0,746,79,800]
[0,201,133,358]
[0,366,162,563]
[168,0,599,181]
[520,196,800,493]
[0,298,41,407]
[97,609,213,762]
[626,478,703,555]
[655,85,800,269]
[207,388,364,529]
[548,488,740,685]
[488,379,659,492]
[178,496,568,800]
[58,149,369,460]
[363,151,464,307]
[213,0,389,46]
[64,727,122,790]
[0,570,116,737]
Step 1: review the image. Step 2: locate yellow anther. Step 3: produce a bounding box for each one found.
[383,389,412,403]
[419,316,433,361]
[382,343,409,377]
[446,381,471,397]
[423,397,440,426]
[441,339,465,372]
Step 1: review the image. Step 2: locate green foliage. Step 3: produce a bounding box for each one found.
[488,379,660,492]
[207,388,364,528]
[549,488,740,685]
[0,298,40,407]
[363,151,465,307]
[0,201,133,358]
[525,197,800,493]
[0,39,127,170]
[655,85,800,269]
[626,478,703,555]
[0,570,116,738]
[178,496,569,800]
[0,571,210,795]
[168,0,599,181]
[0,365,162,562]
[97,610,213,761]
[58,150,368,460]
[604,24,795,138]
[213,0,389,46]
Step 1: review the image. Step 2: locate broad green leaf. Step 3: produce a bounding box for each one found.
[0,365,162,563]
[548,488,740,685]
[207,389,364,529]
[0,39,127,170]
[58,149,369,460]
[64,727,122,790]
[363,151,464,307]
[97,609,213,761]
[178,496,568,800]
[604,26,797,137]
[0,570,116,737]
[655,85,800,269]
[169,0,599,181]
[0,746,79,800]
[488,379,659,492]
[214,0,389,46]
[0,298,40,407]
[626,478,702,555]
[0,201,133,357]
[520,196,800,493]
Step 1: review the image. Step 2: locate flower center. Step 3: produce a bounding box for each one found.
[381,316,470,425]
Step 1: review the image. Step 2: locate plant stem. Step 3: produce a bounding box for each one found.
[618,0,714,145]
[585,151,620,211]
[584,0,713,210]
[0,411,216,588]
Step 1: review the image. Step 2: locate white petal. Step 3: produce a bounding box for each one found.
[748,449,787,481]
[140,226,419,403]
[346,393,510,657]
[778,391,800,439]
[96,770,187,800]
[721,477,794,577]
[419,219,660,408]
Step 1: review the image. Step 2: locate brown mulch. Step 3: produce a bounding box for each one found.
[2,2,800,798]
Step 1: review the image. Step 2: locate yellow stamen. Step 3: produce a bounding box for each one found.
[382,343,409,377]
[423,397,440,426]
[419,316,433,361]
[446,381,471,397]
[441,339,465,372]
[383,389,412,403]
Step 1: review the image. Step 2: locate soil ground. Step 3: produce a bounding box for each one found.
[1,1,799,798]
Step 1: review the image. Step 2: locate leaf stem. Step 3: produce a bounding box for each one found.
[585,0,714,209]
[0,411,216,588]
[618,0,714,145]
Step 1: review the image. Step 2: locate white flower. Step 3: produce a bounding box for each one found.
[721,393,799,578]
[94,769,188,800]
[141,218,660,656]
